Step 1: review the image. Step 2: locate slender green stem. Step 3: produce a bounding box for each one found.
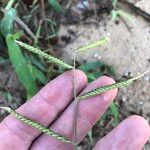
[34,20,42,46]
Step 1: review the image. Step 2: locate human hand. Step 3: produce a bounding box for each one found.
[0,70,149,150]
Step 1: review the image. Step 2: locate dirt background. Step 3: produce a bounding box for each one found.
[0,0,150,149]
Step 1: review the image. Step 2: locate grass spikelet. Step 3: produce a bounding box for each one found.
[16,40,73,69]
[0,107,75,144]
[78,71,149,100]
[76,37,109,53]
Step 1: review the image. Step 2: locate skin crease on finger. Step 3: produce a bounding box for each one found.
[93,115,150,150]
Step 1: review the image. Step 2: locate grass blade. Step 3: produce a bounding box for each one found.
[48,0,63,13]
[110,102,119,126]
[6,34,38,98]
[0,8,16,37]
[5,0,16,10]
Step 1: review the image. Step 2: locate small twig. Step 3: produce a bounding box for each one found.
[73,53,78,149]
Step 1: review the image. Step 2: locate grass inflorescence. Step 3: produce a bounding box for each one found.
[75,37,109,53]
[16,40,73,69]
[2,32,150,147]
[78,71,150,100]
[0,107,75,145]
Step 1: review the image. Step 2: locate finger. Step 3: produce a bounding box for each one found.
[0,70,87,149]
[31,76,117,150]
[93,115,150,150]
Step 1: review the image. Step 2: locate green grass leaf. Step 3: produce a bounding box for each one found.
[79,61,115,82]
[111,10,118,21]
[6,34,38,98]
[111,9,135,26]
[87,129,93,145]
[1,8,38,98]
[0,8,16,37]
[5,0,16,10]
[110,102,119,126]
[48,0,63,13]
[28,64,47,84]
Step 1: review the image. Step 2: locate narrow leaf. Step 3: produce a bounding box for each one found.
[110,102,119,126]
[0,8,16,37]
[5,0,16,10]
[48,0,63,13]
[6,34,38,98]
[28,64,47,84]
[111,10,118,21]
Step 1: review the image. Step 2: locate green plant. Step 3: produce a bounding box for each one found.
[110,0,135,26]
[6,34,38,98]
[79,61,115,82]
[0,107,75,144]
[0,4,47,98]
[16,40,73,69]
[79,60,118,145]
[78,71,148,99]
[0,1,149,149]
[110,102,119,125]
[1,36,149,148]
[48,0,63,13]
[0,7,38,98]
[111,10,135,25]
[112,0,117,8]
